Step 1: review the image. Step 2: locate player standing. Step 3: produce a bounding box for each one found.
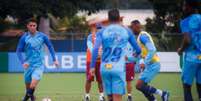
[125,43,136,101]
[130,20,169,101]
[16,18,59,101]
[177,1,201,101]
[84,24,105,101]
[90,9,141,101]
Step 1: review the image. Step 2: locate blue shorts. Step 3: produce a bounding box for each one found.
[139,62,160,83]
[182,60,201,85]
[24,66,44,83]
[100,65,126,95]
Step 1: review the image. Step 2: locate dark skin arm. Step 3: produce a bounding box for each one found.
[177,32,191,55]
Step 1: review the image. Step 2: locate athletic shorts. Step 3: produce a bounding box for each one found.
[86,61,102,82]
[126,63,135,81]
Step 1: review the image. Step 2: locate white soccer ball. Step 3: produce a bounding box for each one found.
[42,98,51,101]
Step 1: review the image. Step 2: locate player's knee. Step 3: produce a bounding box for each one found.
[135,83,142,90]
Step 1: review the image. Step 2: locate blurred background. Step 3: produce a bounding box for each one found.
[0,0,200,101]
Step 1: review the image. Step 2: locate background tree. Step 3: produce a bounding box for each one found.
[0,0,106,34]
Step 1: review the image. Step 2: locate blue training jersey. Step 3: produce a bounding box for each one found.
[125,42,136,63]
[180,14,201,63]
[16,31,56,67]
[90,24,141,71]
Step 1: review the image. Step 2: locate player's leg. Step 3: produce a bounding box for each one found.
[196,63,201,101]
[95,61,105,101]
[107,95,113,101]
[181,61,197,101]
[22,68,33,101]
[27,67,44,101]
[101,68,112,101]
[136,62,169,101]
[112,70,126,101]
[84,61,94,101]
[126,63,135,101]
[113,94,122,101]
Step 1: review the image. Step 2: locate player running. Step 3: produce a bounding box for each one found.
[130,20,169,101]
[177,1,201,101]
[90,9,141,101]
[16,18,59,101]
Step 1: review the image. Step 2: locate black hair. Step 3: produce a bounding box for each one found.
[26,18,37,25]
[108,9,120,22]
[131,20,141,25]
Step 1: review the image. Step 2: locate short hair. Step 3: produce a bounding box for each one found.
[108,9,120,22]
[131,20,141,25]
[26,18,37,25]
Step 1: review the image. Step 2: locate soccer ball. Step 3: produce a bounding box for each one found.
[42,98,51,101]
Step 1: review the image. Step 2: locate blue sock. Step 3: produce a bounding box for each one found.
[141,90,155,101]
[139,84,157,94]
[183,84,193,101]
[27,88,34,96]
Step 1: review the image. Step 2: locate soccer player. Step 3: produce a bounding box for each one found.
[16,18,59,101]
[177,1,201,101]
[130,20,169,101]
[84,23,105,101]
[125,43,136,101]
[90,9,141,101]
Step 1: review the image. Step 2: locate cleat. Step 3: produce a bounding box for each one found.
[161,91,169,101]
[127,96,132,101]
[99,96,105,101]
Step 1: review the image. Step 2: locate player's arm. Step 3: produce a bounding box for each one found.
[16,34,26,64]
[90,32,102,75]
[128,29,141,55]
[87,34,93,53]
[178,20,191,55]
[43,34,59,66]
[140,34,156,65]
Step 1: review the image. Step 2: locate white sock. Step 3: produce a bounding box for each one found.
[85,93,90,97]
[155,89,163,96]
[100,93,104,97]
[128,93,132,96]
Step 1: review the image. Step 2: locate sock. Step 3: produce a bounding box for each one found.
[85,93,90,97]
[99,92,104,97]
[183,84,193,101]
[138,84,157,94]
[128,93,132,96]
[141,90,155,101]
[155,89,163,96]
[196,83,201,100]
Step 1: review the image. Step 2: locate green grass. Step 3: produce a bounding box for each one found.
[0,73,199,101]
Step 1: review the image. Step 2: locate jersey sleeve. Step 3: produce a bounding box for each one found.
[127,29,141,55]
[90,31,102,68]
[180,19,190,33]
[87,34,93,52]
[43,34,56,61]
[16,33,26,64]
[140,34,156,64]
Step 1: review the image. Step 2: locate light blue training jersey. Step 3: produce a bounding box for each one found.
[16,31,56,67]
[180,14,201,63]
[90,24,141,71]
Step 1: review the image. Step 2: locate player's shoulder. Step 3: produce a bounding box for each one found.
[37,31,48,38]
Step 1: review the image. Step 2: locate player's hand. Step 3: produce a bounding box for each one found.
[23,63,29,69]
[53,60,59,68]
[90,68,95,76]
[177,48,183,56]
